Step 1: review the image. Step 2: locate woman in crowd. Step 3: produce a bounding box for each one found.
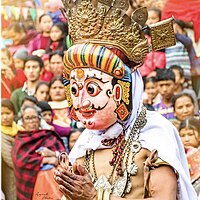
[172,93,196,129]
[179,118,200,195]
[34,81,50,102]
[1,99,23,200]
[46,22,68,53]
[48,77,72,148]
[12,105,65,200]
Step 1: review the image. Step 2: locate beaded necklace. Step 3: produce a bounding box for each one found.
[84,106,147,197]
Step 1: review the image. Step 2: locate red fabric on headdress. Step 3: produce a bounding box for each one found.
[162,0,200,42]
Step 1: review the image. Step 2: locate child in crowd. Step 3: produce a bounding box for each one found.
[46,22,68,53]
[178,118,200,195]
[153,69,176,120]
[68,128,85,152]
[143,76,159,105]
[28,14,53,54]
[37,101,71,151]
[13,48,28,70]
[1,99,23,200]
[139,8,166,77]
[34,81,50,102]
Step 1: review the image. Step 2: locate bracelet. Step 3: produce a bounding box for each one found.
[96,188,111,200]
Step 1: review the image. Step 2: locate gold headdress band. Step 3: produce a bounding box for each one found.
[61,0,175,69]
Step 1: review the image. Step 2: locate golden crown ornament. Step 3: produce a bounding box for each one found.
[61,0,175,68]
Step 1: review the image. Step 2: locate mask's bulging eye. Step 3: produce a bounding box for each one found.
[71,83,79,97]
[86,82,102,97]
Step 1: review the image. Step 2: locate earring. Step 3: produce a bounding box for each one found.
[116,102,129,121]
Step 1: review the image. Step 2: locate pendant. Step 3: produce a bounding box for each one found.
[127,163,138,175]
[112,170,130,197]
[94,175,112,190]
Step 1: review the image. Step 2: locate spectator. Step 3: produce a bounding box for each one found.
[6,22,37,55]
[37,101,71,150]
[12,105,65,200]
[172,93,197,129]
[1,48,26,99]
[153,69,176,120]
[40,54,54,82]
[34,81,50,102]
[1,99,23,200]
[28,14,53,54]
[139,8,166,77]
[46,22,68,53]
[178,118,200,195]
[170,65,199,113]
[49,51,64,77]
[11,55,44,114]
[143,76,159,106]
[48,76,72,131]
[13,48,28,70]
[68,128,84,152]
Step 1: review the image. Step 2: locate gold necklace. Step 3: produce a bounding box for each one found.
[84,106,147,197]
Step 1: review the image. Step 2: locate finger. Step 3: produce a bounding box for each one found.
[59,185,73,200]
[55,170,76,184]
[55,176,75,193]
[77,163,88,176]
[72,162,79,175]
[61,169,77,180]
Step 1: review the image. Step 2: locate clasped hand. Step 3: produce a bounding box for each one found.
[54,153,96,200]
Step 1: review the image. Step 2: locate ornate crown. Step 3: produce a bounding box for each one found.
[61,0,175,68]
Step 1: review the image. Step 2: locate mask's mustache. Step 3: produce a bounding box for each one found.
[74,102,108,111]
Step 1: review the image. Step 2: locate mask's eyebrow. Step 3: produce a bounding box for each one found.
[85,74,110,84]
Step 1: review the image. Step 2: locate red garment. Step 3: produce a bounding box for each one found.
[12,129,65,200]
[162,0,200,42]
[139,51,166,77]
[1,68,26,99]
[139,35,166,77]
[40,69,54,82]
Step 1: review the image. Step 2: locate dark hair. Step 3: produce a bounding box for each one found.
[49,76,63,88]
[144,76,156,89]
[22,96,38,105]
[38,14,52,23]
[1,98,15,114]
[169,65,184,78]
[46,22,68,53]
[49,50,64,61]
[172,93,194,110]
[156,69,175,82]
[179,117,200,137]
[174,19,186,29]
[148,8,162,21]
[37,101,52,112]
[25,55,44,69]
[35,81,50,93]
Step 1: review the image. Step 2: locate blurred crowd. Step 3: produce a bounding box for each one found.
[1,0,200,199]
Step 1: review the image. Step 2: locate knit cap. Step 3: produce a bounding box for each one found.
[13,48,28,60]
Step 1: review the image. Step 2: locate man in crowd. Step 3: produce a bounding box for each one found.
[11,55,44,114]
